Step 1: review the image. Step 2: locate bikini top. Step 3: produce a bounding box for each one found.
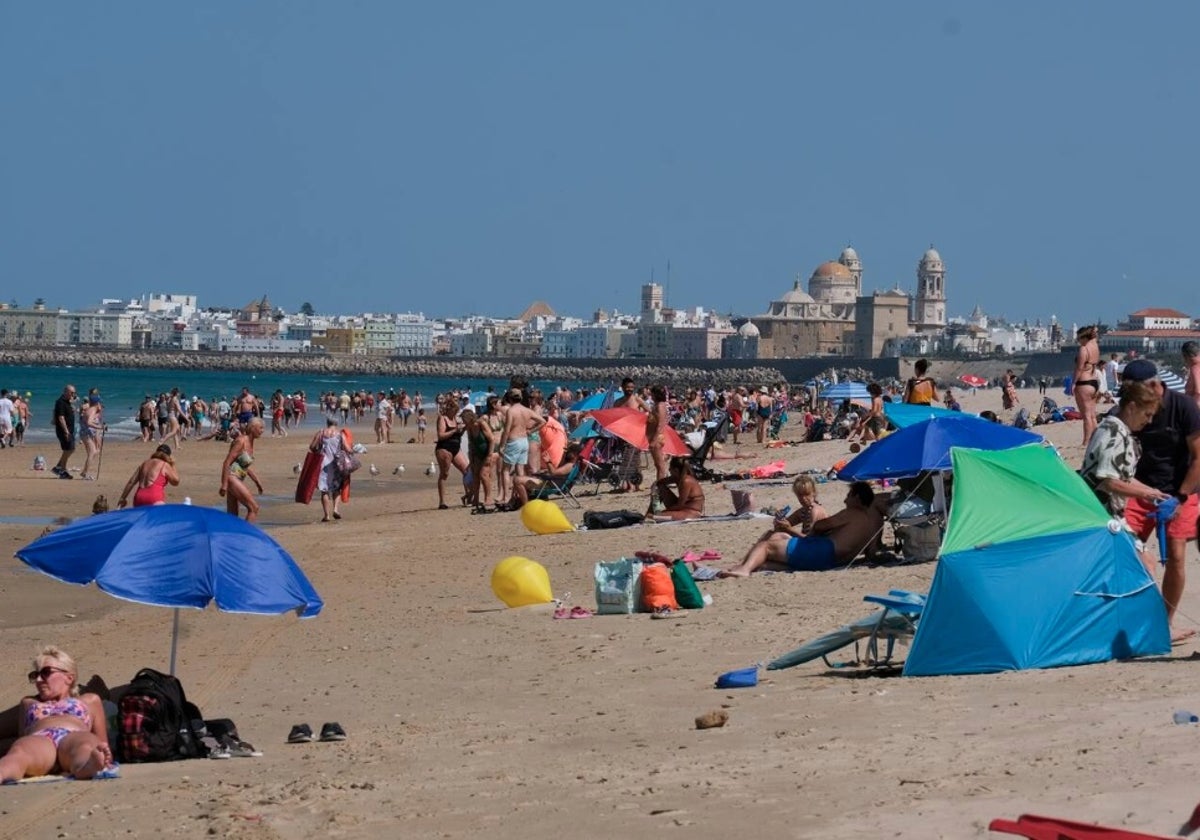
[234,452,254,469]
[24,695,92,728]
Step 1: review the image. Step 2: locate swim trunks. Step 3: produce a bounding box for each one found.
[1126,493,1199,542]
[502,437,529,466]
[785,535,839,571]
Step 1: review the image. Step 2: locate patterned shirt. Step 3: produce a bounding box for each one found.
[1080,414,1139,514]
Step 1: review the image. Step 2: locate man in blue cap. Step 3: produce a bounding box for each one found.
[1121,359,1200,640]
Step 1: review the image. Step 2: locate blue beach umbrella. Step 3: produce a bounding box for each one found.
[570,391,609,411]
[820,381,872,401]
[883,402,959,429]
[836,415,1044,480]
[569,417,604,440]
[16,505,323,674]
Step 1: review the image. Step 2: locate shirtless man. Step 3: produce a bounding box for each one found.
[613,377,646,412]
[719,482,882,577]
[496,388,545,490]
[235,387,258,429]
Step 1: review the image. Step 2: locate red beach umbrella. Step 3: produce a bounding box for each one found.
[586,408,690,456]
[959,374,988,388]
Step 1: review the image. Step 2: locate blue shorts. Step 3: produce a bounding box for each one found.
[502,437,529,466]
[786,536,838,571]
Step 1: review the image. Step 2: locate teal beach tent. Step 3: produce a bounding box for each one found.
[904,445,1169,676]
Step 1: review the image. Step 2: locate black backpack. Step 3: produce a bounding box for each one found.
[583,509,644,530]
[118,668,206,762]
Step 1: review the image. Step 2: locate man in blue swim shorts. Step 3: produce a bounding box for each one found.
[719,482,883,578]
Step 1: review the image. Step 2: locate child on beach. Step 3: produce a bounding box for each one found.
[416,408,427,444]
[785,475,827,536]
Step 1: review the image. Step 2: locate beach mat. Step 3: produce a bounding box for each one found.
[10,765,120,784]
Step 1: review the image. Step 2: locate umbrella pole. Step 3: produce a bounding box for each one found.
[169,608,180,676]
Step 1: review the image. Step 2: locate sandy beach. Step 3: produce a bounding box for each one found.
[2,386,1199,839]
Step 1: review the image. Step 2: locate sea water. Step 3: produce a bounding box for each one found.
[0,364,601,443]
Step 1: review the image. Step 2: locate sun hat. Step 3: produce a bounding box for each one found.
[1121,359,1159,382]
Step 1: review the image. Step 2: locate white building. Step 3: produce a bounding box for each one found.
[60,312,134,348]
[146,294,198,320]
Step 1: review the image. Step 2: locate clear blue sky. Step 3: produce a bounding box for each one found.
[2,3,1196,327]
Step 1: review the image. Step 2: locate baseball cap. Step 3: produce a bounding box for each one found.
[1121,359,1159,382]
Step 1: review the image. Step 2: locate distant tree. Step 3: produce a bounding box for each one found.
[299,302,315,316]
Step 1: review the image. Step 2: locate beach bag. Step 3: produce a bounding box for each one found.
[118,668,206,763]
[640,564,679,612]
[335,447,361,475]
[583,509,643,530]
[594,558,644,615]
[671,560,705,610]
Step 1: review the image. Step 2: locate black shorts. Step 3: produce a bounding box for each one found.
[56,429,75,453]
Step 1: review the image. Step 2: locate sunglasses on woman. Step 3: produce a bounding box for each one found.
[28,666,68,683]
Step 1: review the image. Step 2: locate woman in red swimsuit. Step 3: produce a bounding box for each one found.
[117,444,181,508]
[0,646,113,782]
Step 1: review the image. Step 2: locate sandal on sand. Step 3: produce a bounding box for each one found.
[552,607,570,619]
[319,722,347,742]
[651,606,683,620]
[568,606,593,619]
[287,724,314,744]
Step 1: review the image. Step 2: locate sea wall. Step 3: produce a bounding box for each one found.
[0,349,796,389]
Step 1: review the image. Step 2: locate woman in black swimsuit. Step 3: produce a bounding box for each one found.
[434,396,468,510]
[1072,325,1102,448]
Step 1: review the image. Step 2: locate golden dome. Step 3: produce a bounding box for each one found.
[812,261,852,279]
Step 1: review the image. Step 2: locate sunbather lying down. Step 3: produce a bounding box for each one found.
[0,646,115,783]
[718,481,883,577]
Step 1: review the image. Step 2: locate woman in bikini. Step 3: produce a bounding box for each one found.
[1073,325,1102,447]
[220,417,264,522]
[78,395,105,480]
[117,444,180,508]
[646,384,670,483]
[647,456,706,522]
[0,646,113,783]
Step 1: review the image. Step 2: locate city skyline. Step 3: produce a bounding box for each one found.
[3,4,1197,324]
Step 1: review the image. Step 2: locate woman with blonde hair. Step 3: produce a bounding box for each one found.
[220,417,264,521]
[0,646,113,783]
[1073,325,1103,447]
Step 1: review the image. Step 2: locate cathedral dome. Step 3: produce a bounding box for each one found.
[920,247,943,268]
[777,281,815,304]
[839,247,859,263]
[812,261,852,279]
[737,321,760,338]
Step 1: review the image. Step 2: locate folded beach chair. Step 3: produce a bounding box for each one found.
[989,813,1178,839]
[529,462,584,508]
[767,590,926,671]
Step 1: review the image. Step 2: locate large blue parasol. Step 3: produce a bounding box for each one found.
[16,504,323,674]
[836,414,1044,480]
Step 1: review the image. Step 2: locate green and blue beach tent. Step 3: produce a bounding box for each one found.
[903,444,1169,676]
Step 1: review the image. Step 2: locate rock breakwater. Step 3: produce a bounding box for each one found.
[0,349,791,390]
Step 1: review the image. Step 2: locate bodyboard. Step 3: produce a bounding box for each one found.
[295,450,322,504]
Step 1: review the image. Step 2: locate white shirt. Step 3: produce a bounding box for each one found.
[0,397,12,423]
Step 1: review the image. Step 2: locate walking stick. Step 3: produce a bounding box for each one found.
[94,425,108,481]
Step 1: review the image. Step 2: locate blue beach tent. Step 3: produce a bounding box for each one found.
[903,445,1169,676]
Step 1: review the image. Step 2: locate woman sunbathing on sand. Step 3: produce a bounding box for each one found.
[0,646,113,783]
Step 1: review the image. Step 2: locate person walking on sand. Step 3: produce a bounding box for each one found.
[220,417,265,522]
[719,482,881,577]
[78,395,105,480]
[496,389,545,504]
[310,418,347,522]
[51,385,77,479]
[754,386,773,444]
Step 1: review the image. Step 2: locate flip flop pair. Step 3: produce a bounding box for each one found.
[681,549,722,565]
[552,606,593,619]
